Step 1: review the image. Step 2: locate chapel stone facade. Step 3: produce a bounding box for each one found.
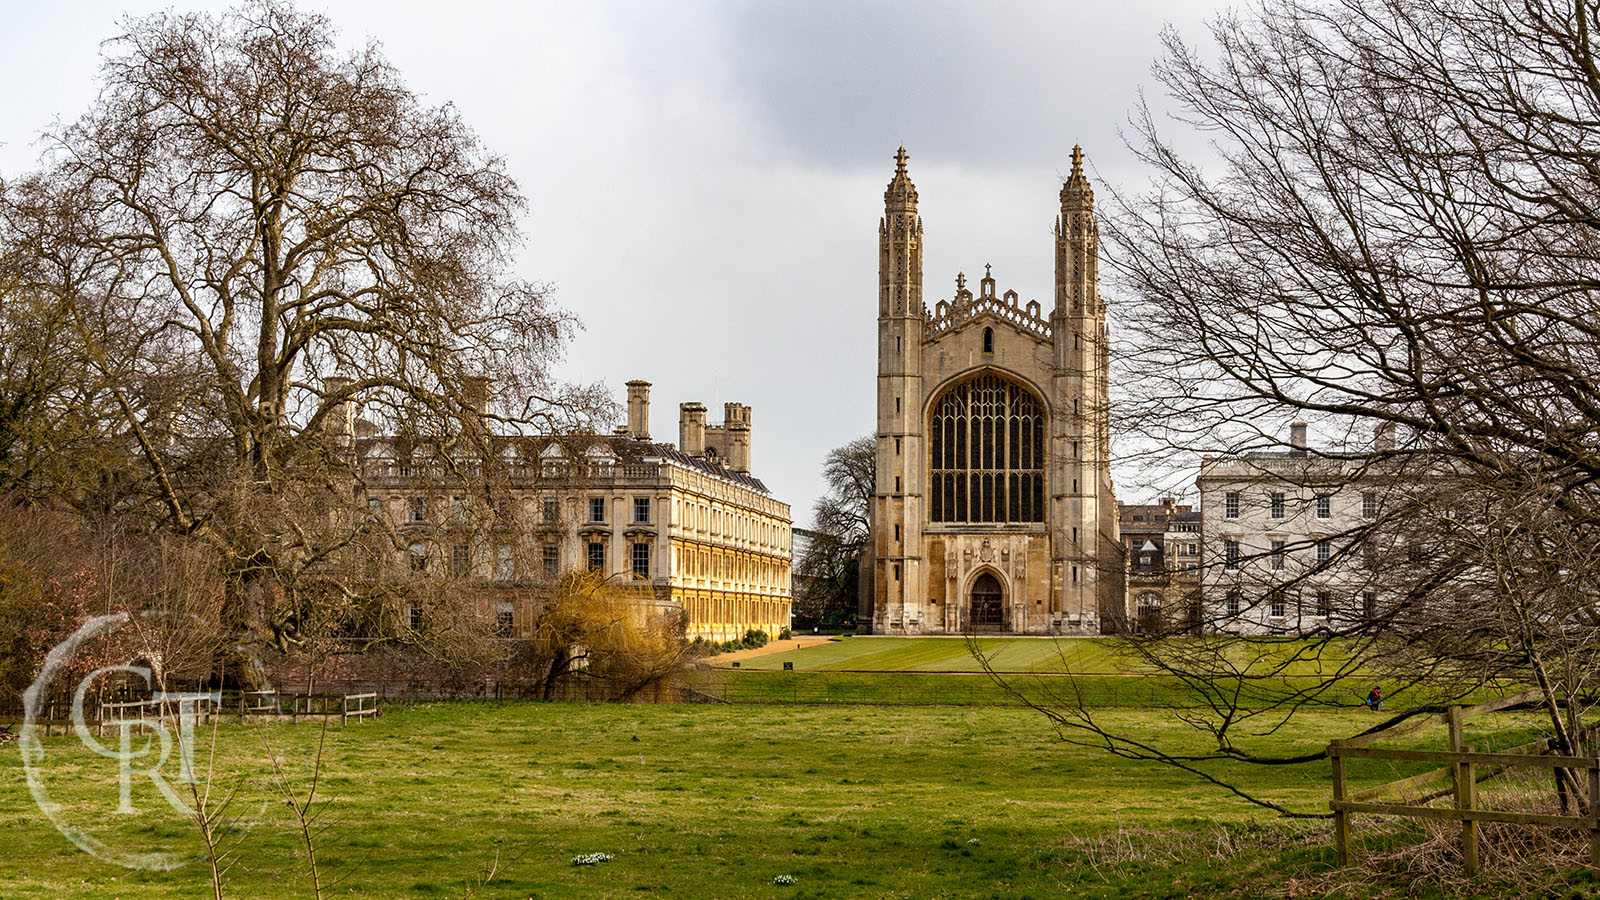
[867,147,1124,634]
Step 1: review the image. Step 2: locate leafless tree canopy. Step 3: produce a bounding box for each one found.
[1114,0,1600,470]
[1013,0,1600,814]
[793,436,874,626]
[0,1,611,667]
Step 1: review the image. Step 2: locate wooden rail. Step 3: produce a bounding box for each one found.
[341,693,378,724]
[236,689,281,718]
[6,689,377,734]
[1329,703,1599,875]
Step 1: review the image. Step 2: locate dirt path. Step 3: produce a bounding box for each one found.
[712,635,835,663]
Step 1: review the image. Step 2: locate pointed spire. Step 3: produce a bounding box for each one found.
[881,147,923,317]
[1061,144,1093,208]
[1056,144,1099,313]
[956,271,967,293]
[885,146,918,211]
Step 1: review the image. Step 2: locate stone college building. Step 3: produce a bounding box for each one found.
[866,147,1124,634]
[345,379,792,643]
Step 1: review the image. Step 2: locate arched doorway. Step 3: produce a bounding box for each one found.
[970,572,1004,631]
[1137,591,1164,634]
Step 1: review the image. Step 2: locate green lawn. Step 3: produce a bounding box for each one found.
[711,637,1495,710]
[725,635,1364,676]
[0,702,1584,899]
[725,636,1137,673]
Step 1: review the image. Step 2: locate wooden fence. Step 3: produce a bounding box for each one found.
[2,688,383,735]
[1328,690,1599,874]
[341,693,378,724]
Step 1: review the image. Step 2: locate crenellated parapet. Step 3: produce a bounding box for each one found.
[925,265,1051,340]
[869,146,1121,638]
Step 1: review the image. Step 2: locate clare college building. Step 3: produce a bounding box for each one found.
[348,380,793,643]
[864,148,1126,635]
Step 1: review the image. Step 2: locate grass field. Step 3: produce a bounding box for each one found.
[723,635,1365,675]
[707,637,1494,710]
[1,702,1586,899]
[722,636,1138,673]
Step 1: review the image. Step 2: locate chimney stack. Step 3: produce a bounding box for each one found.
[626,380,651,441]
[462,375,493,422]
[323,376,355,447]
[724,402,752,474]
[1374,421,1395,453]
[1289,421,1308,457]
[679,402,706,456]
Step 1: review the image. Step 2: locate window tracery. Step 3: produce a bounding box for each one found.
[929,374,1045,523]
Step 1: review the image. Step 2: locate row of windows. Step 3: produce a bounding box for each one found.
[1221,537,1338,571]
[407,599,523,638]
[929,472,1046,524]
[676,545,789,591]
[408,538,652,580]
[1220,589,1380,620]
[674,497,788,551]
[1221,534,1433,572]
[386,494,654,526]
[409,538,790,591]
[412,584,796,641]
[1221,490,1377,521]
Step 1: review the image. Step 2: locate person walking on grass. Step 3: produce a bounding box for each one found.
[1366,686,1384,711]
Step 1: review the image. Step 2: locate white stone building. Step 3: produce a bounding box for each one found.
[1196,424,1385,635]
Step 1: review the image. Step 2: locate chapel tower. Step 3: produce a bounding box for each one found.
[1051,146,1121,631]
[867,147,1123,635]
[872,147,926,631]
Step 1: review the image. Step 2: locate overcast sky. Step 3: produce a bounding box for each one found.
[0,0,1229,524]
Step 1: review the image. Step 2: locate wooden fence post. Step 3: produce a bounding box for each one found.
[1589,760,1600,872]
[1330,739,1349,867]
[1461,748,1479,876]
[1447,706,1479,876]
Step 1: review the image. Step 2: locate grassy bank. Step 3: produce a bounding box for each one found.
[707,636,1507,709]
[724,635,1379,676]
[0,702,1580,899]
[689,668,1498,709]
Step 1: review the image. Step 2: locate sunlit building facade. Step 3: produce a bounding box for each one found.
[347,380,792,642]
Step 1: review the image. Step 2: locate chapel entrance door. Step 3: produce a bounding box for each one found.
[970,572,1004,632]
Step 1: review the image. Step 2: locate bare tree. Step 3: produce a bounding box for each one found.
[0,1,608,662]
[793,436,873,627]
[994,0,1600,818]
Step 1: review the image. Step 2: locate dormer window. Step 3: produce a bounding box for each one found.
[982,327,994,354]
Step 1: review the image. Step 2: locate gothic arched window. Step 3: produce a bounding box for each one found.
[929,374,1045,523]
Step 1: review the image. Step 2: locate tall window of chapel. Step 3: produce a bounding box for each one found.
[928,374,1045,524]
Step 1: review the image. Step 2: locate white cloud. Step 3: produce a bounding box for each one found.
[0,0,1230,523]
